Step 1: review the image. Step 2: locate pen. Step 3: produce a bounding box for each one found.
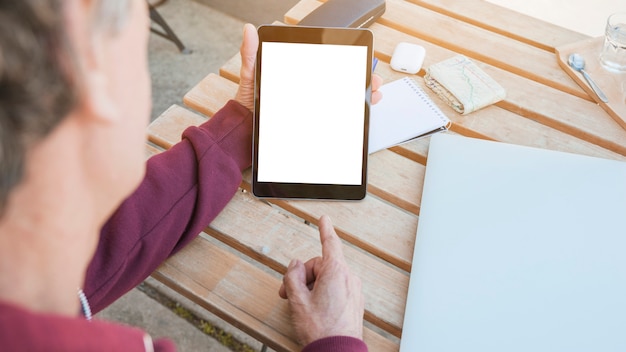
[373,57,379,71]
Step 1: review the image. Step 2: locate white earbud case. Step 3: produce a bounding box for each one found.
[390,42,426,74]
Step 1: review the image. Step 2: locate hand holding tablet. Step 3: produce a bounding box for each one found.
[252,25,374,200]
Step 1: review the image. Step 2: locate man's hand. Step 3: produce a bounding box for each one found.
[235,24,383,112]
[279,215,365,346]
[235,23,258,112]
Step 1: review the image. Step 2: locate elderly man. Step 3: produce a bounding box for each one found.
[0,0,382,351]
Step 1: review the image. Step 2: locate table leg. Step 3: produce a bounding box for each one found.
[149,4,191,54]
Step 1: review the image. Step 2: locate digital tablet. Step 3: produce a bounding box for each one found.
[252,25,374,200]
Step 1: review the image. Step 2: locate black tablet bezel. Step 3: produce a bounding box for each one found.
[252,25,373,200]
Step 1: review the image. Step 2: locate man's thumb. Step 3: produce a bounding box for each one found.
[239,23,258,78]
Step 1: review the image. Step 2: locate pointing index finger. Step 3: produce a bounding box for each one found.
[318,215,345,261]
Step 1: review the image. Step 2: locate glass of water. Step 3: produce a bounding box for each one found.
[600,12,626,72]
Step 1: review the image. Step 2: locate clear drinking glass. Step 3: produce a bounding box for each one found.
[600,12,626,72]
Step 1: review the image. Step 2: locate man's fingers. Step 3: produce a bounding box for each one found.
[372,74,383,105]
[282,259,311,302]
[280,215,347,299]
[318,215,344,261]
[279,257,321,298]
[278,283,287,299]
[303,256,322,289]
[372,74,382,92]
[372,91,383,105]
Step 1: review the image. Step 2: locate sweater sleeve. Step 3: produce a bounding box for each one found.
[84,100,252,313]
[302,336,368,352]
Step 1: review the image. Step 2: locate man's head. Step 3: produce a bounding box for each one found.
[0,0,151,217]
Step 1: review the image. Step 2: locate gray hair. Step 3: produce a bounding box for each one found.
[92,0,132,33]
[0,0,132,216]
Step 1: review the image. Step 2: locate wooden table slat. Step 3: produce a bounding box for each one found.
[405,0,589,52]
[153,237,299,352]
[368,149,426,215]
[183,73,239,117]
[154,234,398,351]
[145,144,163,159]
[148,105,208,149]
[206,191,410,336]
[283,0,323,25]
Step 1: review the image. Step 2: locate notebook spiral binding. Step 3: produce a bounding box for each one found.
[402,77,452,129]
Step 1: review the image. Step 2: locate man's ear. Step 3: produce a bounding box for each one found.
[65,0,119,124]
[79,69,119,124]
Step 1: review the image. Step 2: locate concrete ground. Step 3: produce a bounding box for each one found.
[98,0,614,351]
[144,0,300,122]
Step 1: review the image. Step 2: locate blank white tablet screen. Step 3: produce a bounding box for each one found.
[257,42,367,185]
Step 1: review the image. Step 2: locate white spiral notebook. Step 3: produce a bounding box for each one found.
[368,77,450,154]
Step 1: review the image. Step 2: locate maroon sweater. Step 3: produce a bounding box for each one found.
[0,101,367,352]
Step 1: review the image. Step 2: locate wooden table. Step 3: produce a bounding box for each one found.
[146,1,626,351]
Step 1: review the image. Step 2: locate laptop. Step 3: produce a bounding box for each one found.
[400,133,626,351]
